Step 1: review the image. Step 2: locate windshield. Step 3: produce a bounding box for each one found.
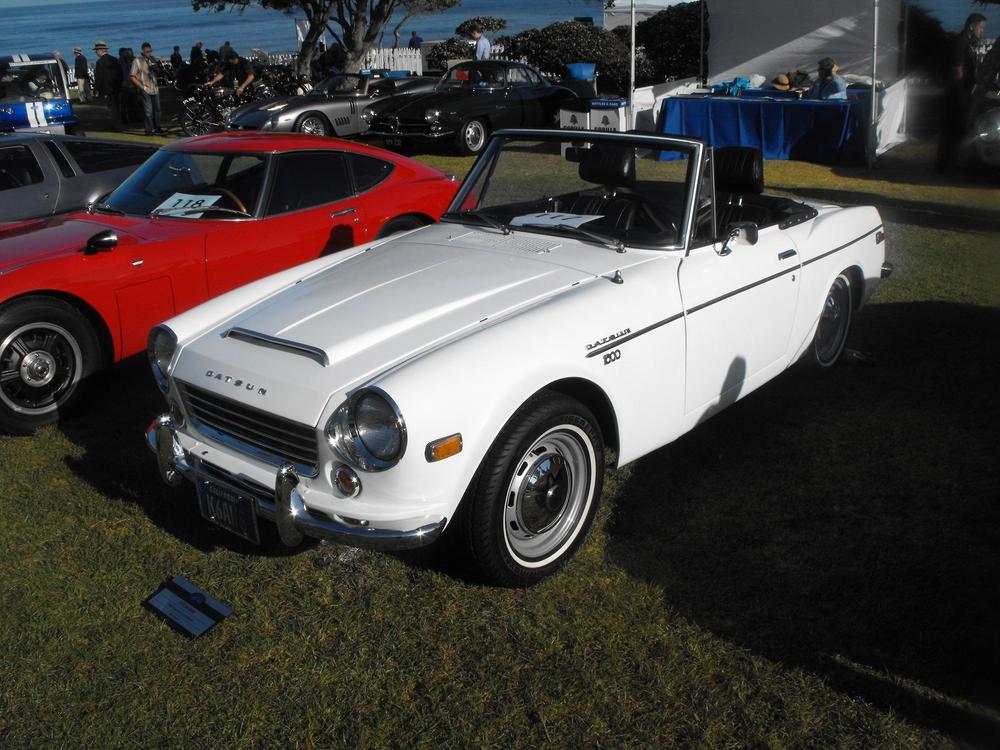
[443,135,696,248]
[437,63,506,90]
[103,149,268,218]
[0,61,66,103]
[313,74,365,95]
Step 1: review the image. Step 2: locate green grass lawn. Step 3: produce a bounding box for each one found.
[1,125,998,748]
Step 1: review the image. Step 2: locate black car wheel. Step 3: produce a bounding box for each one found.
[803,273,853,372]
[457,391,604,587]
[0,297,101,434]
[295,112,330,136]
[455,117,489,156]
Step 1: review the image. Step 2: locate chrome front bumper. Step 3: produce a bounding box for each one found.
[146,414,446,551]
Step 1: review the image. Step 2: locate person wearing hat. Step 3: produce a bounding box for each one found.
[93,41,123,130]
[73,46,89,102]
[807,57,847,100]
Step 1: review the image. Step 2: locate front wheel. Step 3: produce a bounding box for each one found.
[294,112,330,136]
[455,117,489,156]
[0,297,101,434]
[803,273,853,371]
[458,392,604,586]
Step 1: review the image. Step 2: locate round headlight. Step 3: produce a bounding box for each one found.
[361,106,375,123]
[147,325,177,393]
[325,387,406,472]
[424,108,441,122]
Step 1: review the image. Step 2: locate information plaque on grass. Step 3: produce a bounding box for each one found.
[142,576,232,638]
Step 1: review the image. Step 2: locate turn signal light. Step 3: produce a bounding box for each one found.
[332,465,361,498]
[425,433,463,463]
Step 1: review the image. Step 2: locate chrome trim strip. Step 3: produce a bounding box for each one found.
[223,327,329,367]
[186,414,320,478]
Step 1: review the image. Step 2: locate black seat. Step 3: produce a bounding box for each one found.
[714,146,764,194]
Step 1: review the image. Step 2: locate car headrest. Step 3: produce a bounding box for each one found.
[578,144,636,188]
[713,146,764,194]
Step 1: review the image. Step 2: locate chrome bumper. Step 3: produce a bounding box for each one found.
[881,262,894,279]
[146,414,446,551]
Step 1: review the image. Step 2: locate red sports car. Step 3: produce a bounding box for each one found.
[0,132,459,432]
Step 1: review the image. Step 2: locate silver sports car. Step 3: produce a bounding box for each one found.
[227,71,437,138]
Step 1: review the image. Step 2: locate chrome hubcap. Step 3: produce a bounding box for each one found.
[300,116,325,135]
[465,121,485,152]
[0,323,82,415]
[816,281,848,364]
[504,426,593,563]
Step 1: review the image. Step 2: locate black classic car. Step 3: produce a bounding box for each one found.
[227,70,437,137]
[366,60,579,155]
[0,133,156,225]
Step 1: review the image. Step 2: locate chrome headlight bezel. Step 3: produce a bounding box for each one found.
[325,386,407,472]
[361,106,376,124]
[424,108,441,122]
[147,325,177,394]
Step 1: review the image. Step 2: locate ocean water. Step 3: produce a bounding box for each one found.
[0,0,995,60]
[0,0,603,58]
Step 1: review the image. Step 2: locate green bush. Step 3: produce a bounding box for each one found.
[503,21,651,92]
[634,1,709,82]
[426,37,474,71]
[455,16,507,37]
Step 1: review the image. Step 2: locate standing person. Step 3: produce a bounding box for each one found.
[130,42,163,135]
[408,31,423,50]
[936,13,988,173]
[73,47,89,102]
[219,40,233,61]
[53,50,70,85]
[170,46,183,71]
[806,57,847,100]
[92,41,123,130]
[190,40,205,70]
[208,49,255,97]
[470,24,491,61]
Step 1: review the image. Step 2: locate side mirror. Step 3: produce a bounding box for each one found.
[718,221,758,257]
[84,229,118,255]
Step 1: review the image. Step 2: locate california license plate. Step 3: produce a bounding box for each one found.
[384,136,402,147]
[196,478,261,544]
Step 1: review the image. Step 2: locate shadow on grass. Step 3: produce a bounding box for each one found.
[606,301,1000,746]
[57,355,306,557]
[768,184,1000,233]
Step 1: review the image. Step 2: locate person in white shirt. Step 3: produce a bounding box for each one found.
[470,25,491,61]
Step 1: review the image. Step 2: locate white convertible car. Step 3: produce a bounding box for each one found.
[146,129,891,586]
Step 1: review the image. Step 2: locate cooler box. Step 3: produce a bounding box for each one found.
[564,63,597,80]
[589,98,627,132]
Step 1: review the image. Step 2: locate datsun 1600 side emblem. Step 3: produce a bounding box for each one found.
[205,370,267,396]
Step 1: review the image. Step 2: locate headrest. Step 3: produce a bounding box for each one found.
[578,145,636,188]
[713,146,764,194]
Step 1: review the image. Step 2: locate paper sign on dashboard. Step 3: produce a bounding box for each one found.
[510,212,605,228]
[153,193,222,218]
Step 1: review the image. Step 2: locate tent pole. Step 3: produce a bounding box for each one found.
[868,0,880,168]
[699,0,705,84]
[630,0,636,128]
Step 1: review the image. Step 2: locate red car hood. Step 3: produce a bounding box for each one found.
[0,213,200,275]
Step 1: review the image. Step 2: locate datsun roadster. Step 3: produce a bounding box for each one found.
[147,130,891,586]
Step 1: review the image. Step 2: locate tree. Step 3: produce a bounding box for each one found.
[192,0,455,75]
[632,2,708,83]
[454,16,506,37]
[389,0,461,49]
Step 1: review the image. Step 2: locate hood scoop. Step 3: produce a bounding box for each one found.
[223,327,329,367]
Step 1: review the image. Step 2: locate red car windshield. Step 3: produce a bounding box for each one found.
[103,150,268,218]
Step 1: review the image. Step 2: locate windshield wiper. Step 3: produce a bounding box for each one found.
[150,205,251,219]
[449,208,510,234]
[517,221,625,253]
[88,202,124,216]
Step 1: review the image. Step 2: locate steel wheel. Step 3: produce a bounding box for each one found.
[0,322,82,416]
[456,117,488,155]
[503,425,595,564]
[296,113,329,136]
[457,391,604,586]
[814,274,852,367]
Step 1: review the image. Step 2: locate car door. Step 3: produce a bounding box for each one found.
[205,149,367,297]
[0,142,58,221]
[678,221,801,421]
[508,66,549,127]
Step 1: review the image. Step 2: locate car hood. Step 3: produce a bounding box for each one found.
[175,224,649,425]
[0,213,206,274]
[391,88,490,118]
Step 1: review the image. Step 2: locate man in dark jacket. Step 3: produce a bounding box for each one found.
[170,46,184,71]
[190,40,205,72]
[936,13,988,172]
[73,47,89,102]
[92,40,123,130]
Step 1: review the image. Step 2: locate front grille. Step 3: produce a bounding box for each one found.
[178,382,319,474]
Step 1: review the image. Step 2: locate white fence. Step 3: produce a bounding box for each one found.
[363,47,423,75]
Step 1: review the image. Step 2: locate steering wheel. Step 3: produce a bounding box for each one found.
[207,187,248,214]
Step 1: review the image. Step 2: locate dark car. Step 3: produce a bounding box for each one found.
[227,70,437,137]
[367,61,579,155]
[0,133,157,225]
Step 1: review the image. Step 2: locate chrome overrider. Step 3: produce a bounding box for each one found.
[146,414,447,551]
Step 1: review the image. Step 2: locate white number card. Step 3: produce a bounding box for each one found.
[154,192,222,218]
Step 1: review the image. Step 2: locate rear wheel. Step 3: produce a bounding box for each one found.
[0,297,101,434]
[803,273,853,371]
[455,117,489,156]
[458,391,604,586]
[294,112,330,136]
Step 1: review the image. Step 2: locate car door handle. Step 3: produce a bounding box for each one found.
[331,207,356,218]
[778,249,797,260]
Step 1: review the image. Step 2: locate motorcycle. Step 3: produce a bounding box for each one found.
[178,85,250,136]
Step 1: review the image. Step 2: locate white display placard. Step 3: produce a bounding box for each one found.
[154,192,222,218]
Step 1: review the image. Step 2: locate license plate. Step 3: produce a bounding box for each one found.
[384,136,402,147]
[197,478,261,544]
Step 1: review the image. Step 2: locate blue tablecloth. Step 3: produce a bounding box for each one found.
[657,96,867,164]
